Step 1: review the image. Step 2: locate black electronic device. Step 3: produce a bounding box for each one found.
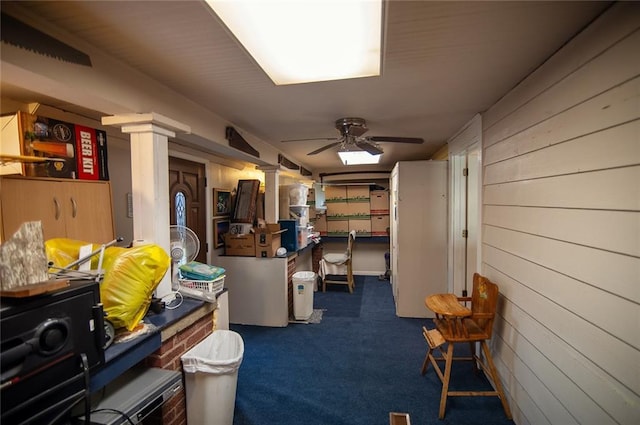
[75,367,182,425]
[0,280,105,424]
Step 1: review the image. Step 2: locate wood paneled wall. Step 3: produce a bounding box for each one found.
[480,4,639,425]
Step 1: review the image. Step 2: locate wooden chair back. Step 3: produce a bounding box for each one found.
[421,273,512,420]
[469,273,499,338]
[346,231,355,280]
[322,230,356,293]
[346,231,355,259]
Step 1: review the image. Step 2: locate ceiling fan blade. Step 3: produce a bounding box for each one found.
[355,140,384,155]
[307,141,342,155]
[367,136,424,144]
[281,137,338,143]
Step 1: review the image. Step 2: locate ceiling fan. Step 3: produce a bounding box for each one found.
[281,117,424,156]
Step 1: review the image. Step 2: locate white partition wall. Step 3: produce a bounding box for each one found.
[390,160,448,318]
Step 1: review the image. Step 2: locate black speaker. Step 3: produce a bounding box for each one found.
[1,280,104,424]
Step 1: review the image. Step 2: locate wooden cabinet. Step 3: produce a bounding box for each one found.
[0,176,115,243]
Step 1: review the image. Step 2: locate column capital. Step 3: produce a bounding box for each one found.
[257,165,282,174]
[102,112,190,135]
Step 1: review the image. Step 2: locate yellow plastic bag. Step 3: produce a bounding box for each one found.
[45,238,102,271]
[99,244,170,331]
[45,239,170,331]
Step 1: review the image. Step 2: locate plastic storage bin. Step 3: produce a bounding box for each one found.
[292,271,316,320]
[181,330,244,425]
[289,205,310,226]
[288,184,309,206]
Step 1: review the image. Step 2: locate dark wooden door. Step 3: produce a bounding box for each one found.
[169,157,207,263]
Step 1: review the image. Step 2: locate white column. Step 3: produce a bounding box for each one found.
[259,166,280,223]
[102,113,190,298]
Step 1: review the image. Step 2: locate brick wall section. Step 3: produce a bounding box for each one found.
[287,256,296,319]
[143,309,214,425]
[311,243,322,274]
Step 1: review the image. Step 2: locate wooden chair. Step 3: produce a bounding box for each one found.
[320,230,356,293]
[421,273,512,419]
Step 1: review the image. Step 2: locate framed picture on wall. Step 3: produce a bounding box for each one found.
[232,179,260,223]
[214,218,230,248]
[213,188,232,216]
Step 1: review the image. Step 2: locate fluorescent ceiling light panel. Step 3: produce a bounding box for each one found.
[207,0,382,85]
[338,150,382,165]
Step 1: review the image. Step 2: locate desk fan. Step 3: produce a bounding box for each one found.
[169,225,200,290]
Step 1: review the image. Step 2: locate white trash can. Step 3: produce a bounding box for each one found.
[292,271,316,320]
[181,330,244,425]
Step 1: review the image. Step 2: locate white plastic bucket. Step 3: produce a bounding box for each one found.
[292,271,315,320]
[181,330,244,425]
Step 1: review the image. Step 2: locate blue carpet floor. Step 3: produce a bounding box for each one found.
[230,276,515,425]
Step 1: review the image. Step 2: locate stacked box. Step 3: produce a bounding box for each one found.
[371,214,391,236]
[324,185,347,203]
[74,124,100,180]
[327,220,349,236]
[349,219,372,237]
[370,190,390,214]
[346,185,370,203]
[96,129,109,180]
[16,112,109,180]
[224,233,256,256]
[326,202,349,220]
[347,201,370,220]
[20,112,77,179]
[254,223,285,258]
[314,214,328,236]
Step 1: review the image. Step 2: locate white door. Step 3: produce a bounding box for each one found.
[450,144,481,296]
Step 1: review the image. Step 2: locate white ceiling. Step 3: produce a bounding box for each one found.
[1,1,611,172]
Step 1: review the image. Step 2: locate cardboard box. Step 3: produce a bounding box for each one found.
[224,233,256,256]
[6,112,110,180]
[74,124,100,180]
[370,190,390,214]
[324,185,347,202]
[254,223,285,258]
[96,129,109,180]
[346,201,370,219]
[1,114,23,176]
[20,112,77,179]
[326,202,349,219]
[349,219,372,237]
[327,220,349,236]
[347,185,370,202]
[371,214,390,236]
[314,214,327,233]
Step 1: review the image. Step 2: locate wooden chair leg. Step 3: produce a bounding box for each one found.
[469,341,479,374]
[480,341,513,420]
[420,347,432,375]
[439,343,454,419]
[322,278,326,292]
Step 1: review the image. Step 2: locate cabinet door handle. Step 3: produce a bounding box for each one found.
[53,197,61,220]
[71,197,78,218]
